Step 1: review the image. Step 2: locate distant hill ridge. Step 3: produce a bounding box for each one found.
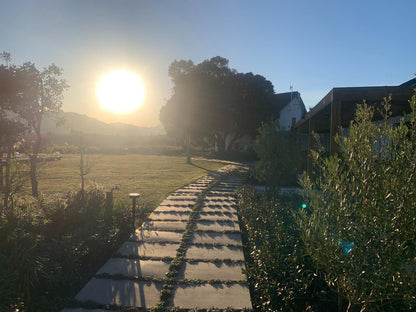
[42,112,164,137]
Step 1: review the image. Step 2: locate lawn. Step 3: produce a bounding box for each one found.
[24,154,226,212]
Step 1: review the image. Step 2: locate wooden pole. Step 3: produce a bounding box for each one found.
[307,118,316,175]
[330,100,342,155]
[129,193,140,232]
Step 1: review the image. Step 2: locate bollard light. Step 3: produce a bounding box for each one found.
[129,193,140,231]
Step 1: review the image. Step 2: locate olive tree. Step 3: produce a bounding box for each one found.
[298,95,416,311]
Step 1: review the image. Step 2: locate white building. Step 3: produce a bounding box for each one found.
[274,91,307,131]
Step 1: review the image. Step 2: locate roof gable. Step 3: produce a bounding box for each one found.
[273,91,307,117]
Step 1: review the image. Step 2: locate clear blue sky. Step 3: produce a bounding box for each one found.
[1,0,415,126]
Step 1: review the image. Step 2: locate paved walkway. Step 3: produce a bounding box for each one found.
[63,165,252,311]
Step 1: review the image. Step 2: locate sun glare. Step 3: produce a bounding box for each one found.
[97,70,145,114]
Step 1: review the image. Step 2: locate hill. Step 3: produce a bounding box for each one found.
[41,112,164,137]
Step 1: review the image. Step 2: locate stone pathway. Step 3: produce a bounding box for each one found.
[63,165,251,311]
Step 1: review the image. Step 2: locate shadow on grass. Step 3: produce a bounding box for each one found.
[188,161,214,173]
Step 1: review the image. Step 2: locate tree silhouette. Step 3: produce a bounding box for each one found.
[160,56,275,156]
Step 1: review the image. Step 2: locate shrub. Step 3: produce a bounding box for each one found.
[0,185,132,311]
[238,187,336,311]
[252,121,299,188]
[298,95,416,310]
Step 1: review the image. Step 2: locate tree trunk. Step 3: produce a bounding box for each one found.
[0,161,4,213]
[186,133,191,164]
[215,132,226,156]
[80,151,84,192]
[3,150,11,211]
[30,116,42,198]
[30,156,38,198]
[80,149,86,200]
[0,160,3,193]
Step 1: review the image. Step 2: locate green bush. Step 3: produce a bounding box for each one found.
[252,121,299,188]
[238,187,337,311]
[0,186,132,311]
[298,95,416,310]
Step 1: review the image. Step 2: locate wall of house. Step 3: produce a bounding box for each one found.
[278,96,304,130]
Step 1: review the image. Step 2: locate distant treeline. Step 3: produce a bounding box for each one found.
[41,132,183,155]
[41,131,258,161]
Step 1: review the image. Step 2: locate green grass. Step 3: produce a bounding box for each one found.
[24,154,226,211]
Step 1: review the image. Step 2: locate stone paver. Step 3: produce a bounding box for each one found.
[117,242,179,258]
[148,211,190,221]
[75,278,163,307]
[159,199,195,207]
[154,205,193,213]
[141,220,187,231]
[204,195,236,201]
[197,212,238,221]
[200,204,238,214]
[97,258,171,279]
[191,232,242,246]
[194,220,240,232]
[166,195,198,200]
[170,284,252,309]
[185,245,245,261]
[178,261,246,281]
[208,190,235,196]
[132,229,183,243]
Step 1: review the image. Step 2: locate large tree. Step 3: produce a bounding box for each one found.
[18,62,68,197]
[1,53,68,198]
[160,56,275,155]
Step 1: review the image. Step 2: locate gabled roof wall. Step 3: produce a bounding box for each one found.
[273,91,307,117]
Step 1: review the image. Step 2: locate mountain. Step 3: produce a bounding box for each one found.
[41,112,165,137]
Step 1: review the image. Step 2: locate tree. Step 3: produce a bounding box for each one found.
[253,120,299,189]
[298,96,416,310]
[79,133,91,196]
[160,56,275,157]
[0,52,28,211]
[12,62,69,197]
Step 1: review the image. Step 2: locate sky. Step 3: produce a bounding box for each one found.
[1,0,415,127]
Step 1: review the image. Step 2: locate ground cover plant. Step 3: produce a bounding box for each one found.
[298,95,416,311]
[237,187,337,311]
[0,156,225,311]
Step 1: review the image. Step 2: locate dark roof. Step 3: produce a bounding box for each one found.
[400,78,416,87]
[273,91,307,116]
[295,85,415,132]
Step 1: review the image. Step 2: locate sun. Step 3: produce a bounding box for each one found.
[97,70,145,113]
